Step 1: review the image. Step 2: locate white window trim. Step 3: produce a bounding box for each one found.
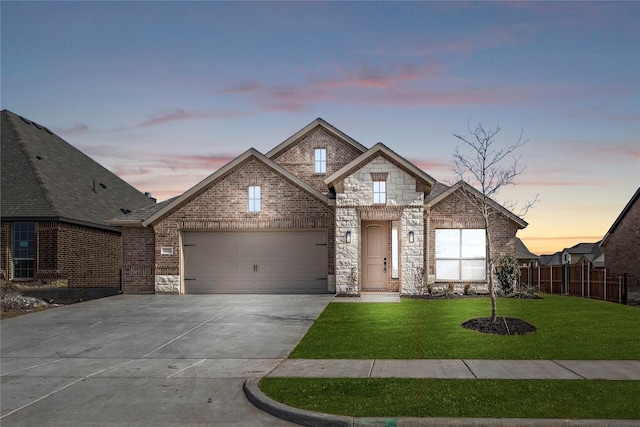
[373,180,386,204]
[435,229,486,281]
[248,186,261,212]
[314,148,326,174]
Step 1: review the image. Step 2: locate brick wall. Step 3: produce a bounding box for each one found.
[1,220,121,287]
[57,223,122,287]
[427,188,520,282]
[270,126,363,192]
[0,222,10,280]
[149,156,335,292]
[603,197,640,302]
[122,225,155,293]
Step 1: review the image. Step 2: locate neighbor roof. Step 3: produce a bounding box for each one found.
[1,110,155,230]
[266,117,368,159]
[324,142,436,194]
[515,237,539,260]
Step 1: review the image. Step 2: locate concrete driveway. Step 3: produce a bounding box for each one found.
[1,294,333,426]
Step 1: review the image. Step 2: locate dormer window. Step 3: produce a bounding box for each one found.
[314,148,326,174]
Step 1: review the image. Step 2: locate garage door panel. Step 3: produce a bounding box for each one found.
[183,230,327,294]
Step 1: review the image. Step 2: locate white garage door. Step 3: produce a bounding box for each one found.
[183,230,328,294]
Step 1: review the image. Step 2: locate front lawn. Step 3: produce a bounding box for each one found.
[290,294,640,359]
[261,378,640,419]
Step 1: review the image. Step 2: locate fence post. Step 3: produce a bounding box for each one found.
[604,268,607,302]
[550,266,553,294]
[587,266,591,299]
[537,265,541,292]
[581,261,585,297]
[619,275,622,304]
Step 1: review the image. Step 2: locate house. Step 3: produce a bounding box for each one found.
[0,110,156,288]
[601,187,640,304]
[561,242,605,267]
[109,118,528,295]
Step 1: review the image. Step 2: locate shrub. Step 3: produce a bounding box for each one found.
[496,254,520,294]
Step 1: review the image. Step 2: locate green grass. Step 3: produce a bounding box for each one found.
[290,294,640,359]
[261,377,640,419]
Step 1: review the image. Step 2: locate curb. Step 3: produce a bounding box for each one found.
[243,378,638,427]
[243,378,351,427]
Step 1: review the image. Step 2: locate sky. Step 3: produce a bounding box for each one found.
[2,1,639,256]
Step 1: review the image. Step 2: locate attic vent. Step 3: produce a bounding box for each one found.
[20,116,32,125]
[120,208,132,214]
[36,155,43,160]
[100,183,107,189]
[44,127,53,134]
[32,122,43,130]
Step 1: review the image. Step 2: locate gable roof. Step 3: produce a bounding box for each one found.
[265,117,367,159]
[324,142,436,194]
[601,187,640,246]
[135,148,331,227]
[427,180,528,229]
[515,237,539,260]
[1,110,155,230]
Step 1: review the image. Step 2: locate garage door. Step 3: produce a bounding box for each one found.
[182,230,328,294]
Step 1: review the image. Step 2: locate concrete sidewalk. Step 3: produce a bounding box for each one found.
[269,359,640,380]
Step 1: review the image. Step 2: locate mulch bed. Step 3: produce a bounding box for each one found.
[462,317,537,335]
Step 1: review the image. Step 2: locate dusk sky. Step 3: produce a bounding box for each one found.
[2,1,639,255]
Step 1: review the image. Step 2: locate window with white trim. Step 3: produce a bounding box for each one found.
[314,148,326,174]
[435,229,486,281]
[248,186,261,212]
[12,222,35,279]
[373,180,386,204]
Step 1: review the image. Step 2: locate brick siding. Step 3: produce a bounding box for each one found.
[122,225,155,293]
[603,197,640,300]
[270,126,363,192]
[1,220,121,287]
[142,156,335,292]
[427,188,519,281]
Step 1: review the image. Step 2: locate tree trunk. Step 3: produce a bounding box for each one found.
[484,206,497,322]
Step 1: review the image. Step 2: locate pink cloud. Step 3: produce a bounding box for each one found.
[54,123,90,135]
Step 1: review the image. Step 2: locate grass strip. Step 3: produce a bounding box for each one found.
[290,294,640,359]
[261,377,640,419]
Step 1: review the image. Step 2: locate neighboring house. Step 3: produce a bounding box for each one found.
[562,242,605,267]
[539,252,562,266]
[601,187,640,304]
[109,118,528,295]
[515,237,539,266]
[1,110,156,288]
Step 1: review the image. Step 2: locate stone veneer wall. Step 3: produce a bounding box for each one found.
[152,157,334,293]
[426,188,519,290]
[335,156,424,295]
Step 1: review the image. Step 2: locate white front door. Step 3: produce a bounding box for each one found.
[362,221,388,290]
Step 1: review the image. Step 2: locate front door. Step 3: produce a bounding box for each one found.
[362,221,388,290]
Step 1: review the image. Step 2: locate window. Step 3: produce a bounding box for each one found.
[248,186,261,212]
[373,181,386,204]
[435,229,486,281]
[391,221,399,279]
[314,148,326,174]
[12,223,35,279]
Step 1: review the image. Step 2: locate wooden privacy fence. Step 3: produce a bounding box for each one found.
[519,262,627,304]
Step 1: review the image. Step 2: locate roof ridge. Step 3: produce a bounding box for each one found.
[4,111,61,217]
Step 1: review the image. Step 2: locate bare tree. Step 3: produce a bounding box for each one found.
[452,123,537,322]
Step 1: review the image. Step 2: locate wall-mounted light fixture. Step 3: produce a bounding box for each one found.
[409,231,415,243]
[346,231,351,243]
